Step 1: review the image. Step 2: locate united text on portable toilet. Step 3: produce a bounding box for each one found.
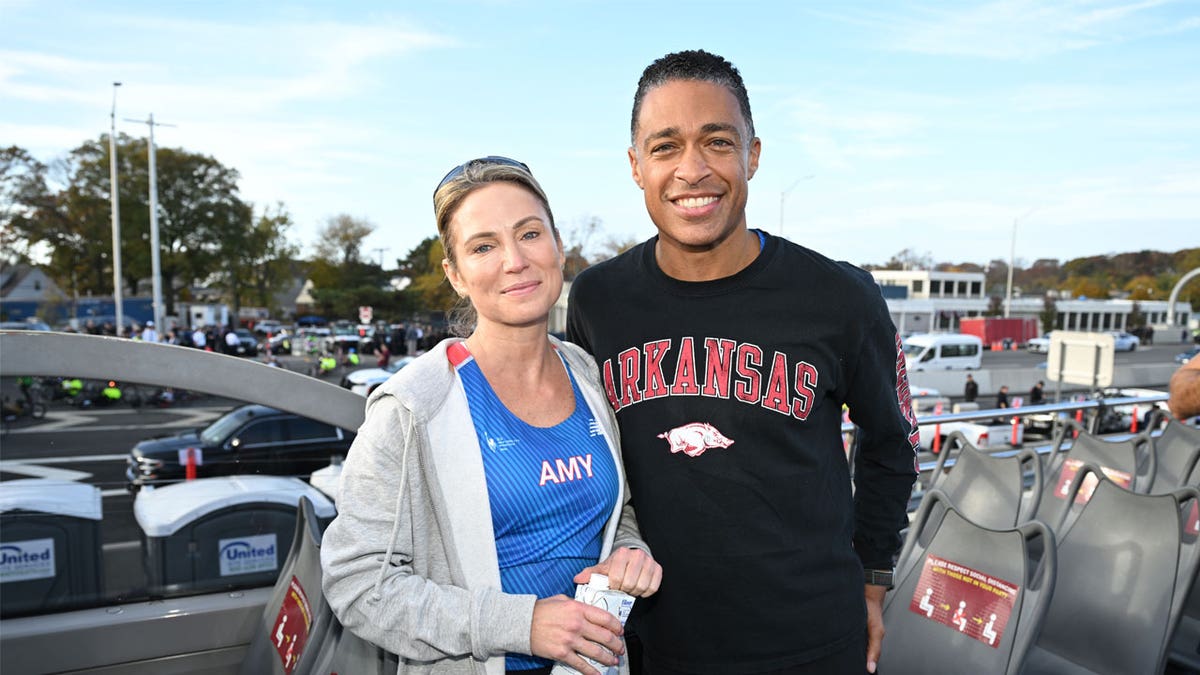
[0,479,104,617]
[133,476,335,595]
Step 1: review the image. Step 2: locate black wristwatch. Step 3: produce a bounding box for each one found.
[864,568,895,589]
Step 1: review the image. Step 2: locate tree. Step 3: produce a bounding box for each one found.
[4,137,257,317]
[1128,301,1146,329]
[314,214,375,265]
[1,146,47,268]
[872,248,933,271]
[985,295,1004,316]
[402,237,458,314]
[208,203,299,316]
[1124,275,1159,300]
[1039,294,1058,334]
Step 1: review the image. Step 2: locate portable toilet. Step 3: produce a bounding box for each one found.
[134,476,335,595]
[0,479,104,617]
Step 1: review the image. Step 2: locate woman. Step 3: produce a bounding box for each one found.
[322,156,661,675]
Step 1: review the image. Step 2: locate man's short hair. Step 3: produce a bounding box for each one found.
[631,49,755,144]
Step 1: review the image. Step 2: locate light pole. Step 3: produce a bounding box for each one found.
[109,82,124,335]
[779,175,814,237]
[1004,208,1036,318]
[126,113,176,334]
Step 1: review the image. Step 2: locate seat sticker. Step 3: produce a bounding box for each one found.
[1054,458,1131,504]
[908,554,1020,648]
[271,575,313,673]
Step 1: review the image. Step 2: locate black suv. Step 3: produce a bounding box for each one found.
[126,404,354,491]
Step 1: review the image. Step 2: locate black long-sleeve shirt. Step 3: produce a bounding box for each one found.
[566,233,918,673]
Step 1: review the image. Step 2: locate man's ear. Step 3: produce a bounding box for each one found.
[747,137,762,180]
[628,147,645,190]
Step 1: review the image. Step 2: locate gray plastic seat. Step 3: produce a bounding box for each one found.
[239,497,334,675]
[1023,465,1200,675]
[880,489,1056,675]
[928,431,1043,530]
[1033,421,1155,534]
[1168,454,1200,672]
[1147,414,1200,494]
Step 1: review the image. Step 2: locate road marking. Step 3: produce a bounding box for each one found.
[3,406,225,434]
[101,488,131,498]
[0,463,92,481]
[1,454,128,464]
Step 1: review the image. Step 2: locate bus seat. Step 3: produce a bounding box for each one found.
[928,431,1043,529]
[1168,455,1200,672]
[1024,467,1200,675]
[239,497,334,675]
[881,489,1056,675]
[1034,422,1154,534]
[1147,415,1200,494]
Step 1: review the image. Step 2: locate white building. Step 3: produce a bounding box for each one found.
[870,270,1191,338]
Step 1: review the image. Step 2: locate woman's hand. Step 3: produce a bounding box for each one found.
[574,546,662,597]
[530,595,624,675]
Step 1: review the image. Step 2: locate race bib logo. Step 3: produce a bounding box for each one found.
[658,422,734,458]
[0,538,56,583]
[218,533,278,576]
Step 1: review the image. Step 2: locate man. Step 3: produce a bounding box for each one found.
[191,326,207,350]
[1168,356,1200,420]
[996,385,1010,409]
[568,50,918,674]
[964,373,979,403]
[1029,380,1045,405]
[139,321,158,343]
[224,326,240,354]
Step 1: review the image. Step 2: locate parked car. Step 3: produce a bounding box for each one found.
[0,319,51,331]
[1109,331,1140,352]
[252,320,285,336]
[232,328,260,356]
[341,356,416,397]
[125,404,355,491]
[1176,347,1200,364]
[1026,334,1052,354]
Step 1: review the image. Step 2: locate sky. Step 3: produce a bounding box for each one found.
[3,0,1198,270]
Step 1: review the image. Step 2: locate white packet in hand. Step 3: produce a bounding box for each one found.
[549,573,636,675]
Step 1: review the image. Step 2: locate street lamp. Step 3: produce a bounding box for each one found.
[1004,208,1036,318]
[779,175,815,237]
[109,82,124,336]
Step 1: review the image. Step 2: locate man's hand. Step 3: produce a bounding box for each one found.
[865,584,887,673]
[574,547,662,597]
[531,595,624,675]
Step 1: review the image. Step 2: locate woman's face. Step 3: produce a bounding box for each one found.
[442,181,563,332]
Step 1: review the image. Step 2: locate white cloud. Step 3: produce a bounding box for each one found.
[830,0,1199,60]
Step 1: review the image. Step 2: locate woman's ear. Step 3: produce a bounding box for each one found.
[442,258,466,297]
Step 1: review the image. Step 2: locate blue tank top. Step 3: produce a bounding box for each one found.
[449,342,618,670]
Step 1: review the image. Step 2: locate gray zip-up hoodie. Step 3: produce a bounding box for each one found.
[321,336,648,674]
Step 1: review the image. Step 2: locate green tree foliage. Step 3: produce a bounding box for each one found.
[210,203,299,316]
[314,214,375,265]
[2,137,294,318]
[1039,294,1058,333]
[401,236,458,314]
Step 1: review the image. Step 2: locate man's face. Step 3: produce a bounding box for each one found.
[628,79,760,252]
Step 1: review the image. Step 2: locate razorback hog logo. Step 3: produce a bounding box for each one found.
[658,422,734,458]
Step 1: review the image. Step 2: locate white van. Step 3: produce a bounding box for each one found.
[903,333,983,372]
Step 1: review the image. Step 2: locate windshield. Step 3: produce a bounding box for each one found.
[902,343,927,357]
[200,408,249,445]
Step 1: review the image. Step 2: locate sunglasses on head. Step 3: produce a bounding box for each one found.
[434,156,531,203]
